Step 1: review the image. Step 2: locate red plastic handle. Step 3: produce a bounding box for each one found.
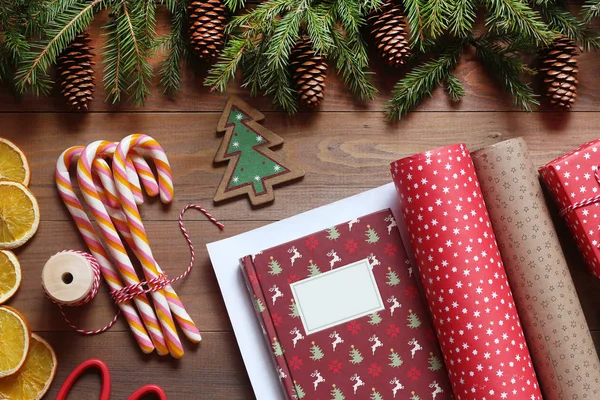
[56,359,111,400]
[128,384,167,400]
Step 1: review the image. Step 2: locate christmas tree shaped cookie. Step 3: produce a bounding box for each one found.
[214,96,305,205]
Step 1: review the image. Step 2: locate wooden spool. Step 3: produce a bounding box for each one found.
[42,252,96,306]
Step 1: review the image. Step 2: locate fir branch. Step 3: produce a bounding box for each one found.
[421,0,449,39]
[15,0,104,95]
[360,0,383,13]
[37,0,77,27]
[335,0,364,37]
[483,0,555,46]
[472,36,539,111]
[103,11,125,104]
[446,73,465,101]
[261,1,305,112]
[265,2,305,70]
[223,0,246,13]
[118,0,153,105]
[241,38,269,96]
[227,0,295,35]
[141,0,157,50]
[204,36,250,92]
[330,27,377,101]
[386,39,463,121]
[537,2,600,50]
[403,0,426,50]
[582,1,600,23]
[159,0,187,95]
[306,3,335,54]
[446,0,476,37]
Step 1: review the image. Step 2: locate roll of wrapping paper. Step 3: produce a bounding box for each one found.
[391,144,542,400]
[471,137,600,400]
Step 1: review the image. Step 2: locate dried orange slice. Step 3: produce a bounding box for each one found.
[0,333,57,400]
[0,138,30,186]
[0,306,30,378]
[0,181,40,250]
[0,251,21,304]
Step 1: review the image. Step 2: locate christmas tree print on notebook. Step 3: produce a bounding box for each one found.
[241,209,453,399]
[213,96,305,205]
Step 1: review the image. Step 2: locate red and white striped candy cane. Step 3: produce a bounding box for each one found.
[56,147,155,354]
[77,141,173,357]
[113,134,201,344]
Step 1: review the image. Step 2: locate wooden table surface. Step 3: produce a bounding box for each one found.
[3,12,600,400]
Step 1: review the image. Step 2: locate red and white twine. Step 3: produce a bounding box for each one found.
[560,168,600,217]
[45,205,223,335]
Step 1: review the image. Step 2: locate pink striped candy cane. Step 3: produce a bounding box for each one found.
[94,154,159,209]
[78,140,183,358]
[95,156,145,208]
[56,147,155,354]
[113,134,201,344]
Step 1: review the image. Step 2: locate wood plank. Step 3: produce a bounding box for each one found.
[1,9,599,113]
[1,111,600,222]
[36,331,253,399]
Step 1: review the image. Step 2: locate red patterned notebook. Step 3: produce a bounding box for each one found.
[241,209,452,400]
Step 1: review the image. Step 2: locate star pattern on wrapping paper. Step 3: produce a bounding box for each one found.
[539,140,600,276]
[391,145,541,400]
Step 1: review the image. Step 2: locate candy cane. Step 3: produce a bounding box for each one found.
[94,154,159,208]
[86,145,170,356]
[78,140,183,358]
[56,147,155,354]
[113,134,201,344]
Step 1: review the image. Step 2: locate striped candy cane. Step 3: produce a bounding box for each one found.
[94,154,159,209]
[77,141,176,357]
[113,134,201,344]
[56,147,155,354]
[95,156,145,208]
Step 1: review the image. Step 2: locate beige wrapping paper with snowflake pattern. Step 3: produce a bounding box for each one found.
[472,137,600,400]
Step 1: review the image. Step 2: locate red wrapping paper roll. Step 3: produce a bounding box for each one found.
[391,144,542,400]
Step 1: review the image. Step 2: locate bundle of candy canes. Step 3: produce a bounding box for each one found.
[53,134,223,358]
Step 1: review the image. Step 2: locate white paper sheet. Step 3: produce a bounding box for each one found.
[206,183,402,399]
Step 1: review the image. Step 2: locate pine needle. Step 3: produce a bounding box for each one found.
[386,39,464,121]
[473,36,539,111]
[446,73,465,101]
[537,2,600,51]
[159,0,188,95]
[582,1,600,23]
[483,0,555,46]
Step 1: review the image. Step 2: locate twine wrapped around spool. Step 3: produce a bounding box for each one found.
[42,250,99,306]
[42,250,118,334]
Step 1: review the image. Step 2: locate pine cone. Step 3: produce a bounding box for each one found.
[368,1,411,68]
[188,0,227,60]
[539,36,579,110]
[291,36,327,109]
[57,33,95,111]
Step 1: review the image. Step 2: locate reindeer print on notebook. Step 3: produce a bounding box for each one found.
[288,246,302,266]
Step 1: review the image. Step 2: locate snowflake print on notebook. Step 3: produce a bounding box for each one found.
[391,144,542,400]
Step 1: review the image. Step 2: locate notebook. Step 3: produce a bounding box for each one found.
[241,209,452,399]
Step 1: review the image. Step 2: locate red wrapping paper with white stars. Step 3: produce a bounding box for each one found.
[391,144,542,400]
[539,139,600,278]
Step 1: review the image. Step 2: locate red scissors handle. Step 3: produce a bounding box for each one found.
[128,384,167,400]
[56,359,111,400]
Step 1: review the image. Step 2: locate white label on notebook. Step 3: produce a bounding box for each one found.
[290,258,384,335]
